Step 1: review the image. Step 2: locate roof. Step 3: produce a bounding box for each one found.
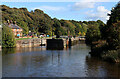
[8,24,22,29]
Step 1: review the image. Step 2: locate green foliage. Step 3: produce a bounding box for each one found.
[85,24,101,44]
[2,25,16,47]
[81,23,88,35]
[107,21,120,49]
[71,20,84,36]
[53,18,62,38]
[1,5,104,38]
[88,2,120,63]
[107,2,120,25]
[104,2,120,49]
[1,5,53,35]
[102,50,120,63]
[19,21,29,34]
[65,20,75,36]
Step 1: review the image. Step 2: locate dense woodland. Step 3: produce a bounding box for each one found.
[86,2,120,63]
[1,5,104,37]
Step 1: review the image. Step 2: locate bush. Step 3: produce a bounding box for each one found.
[2,25,16,47]
[90,40,108,56]
[102,50,120,63]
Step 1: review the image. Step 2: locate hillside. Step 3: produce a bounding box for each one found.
[1,5,104,37]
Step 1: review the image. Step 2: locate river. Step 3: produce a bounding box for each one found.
[2,43,120,77]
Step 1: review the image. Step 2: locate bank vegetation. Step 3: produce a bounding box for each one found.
[85,2,120,63]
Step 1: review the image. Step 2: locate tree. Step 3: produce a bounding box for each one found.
[105,2,120,49]
[86,24,101,44]
[1,5,104,38]
[106,21,120,49]
[107,2,120,25]
[53,18,62,38]
[2,25,16,47]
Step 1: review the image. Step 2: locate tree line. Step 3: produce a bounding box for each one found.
[1,5,104,47]
[1,5,104,37]
[85,2,120,63]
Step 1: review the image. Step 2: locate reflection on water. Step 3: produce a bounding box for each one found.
[2,46,46,55]
[2,43,120,77]
[85,56,120,77]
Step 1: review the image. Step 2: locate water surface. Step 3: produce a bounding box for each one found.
[2,43,120,77]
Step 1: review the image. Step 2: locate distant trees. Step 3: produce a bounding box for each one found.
[85,21,102,44]
[19,21,29,34]
[1,5,104,38]
[53,18,62,38]
[70,20,82,36]
[85,24,101,44]
[1,5,53,35]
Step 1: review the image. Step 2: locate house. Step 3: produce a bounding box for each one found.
[7,20,23,37]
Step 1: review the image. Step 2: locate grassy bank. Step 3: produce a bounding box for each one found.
[16,38,32,40]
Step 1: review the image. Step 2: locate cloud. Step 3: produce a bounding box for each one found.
[72,2,95,10]
[97,6,109,13]
[85,6,111,22]
[33,6,65,11]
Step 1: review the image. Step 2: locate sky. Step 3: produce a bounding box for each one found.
[1,2,118,23]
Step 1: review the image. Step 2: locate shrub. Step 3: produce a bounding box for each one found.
[102,50,120,63]
[90,40,108,56]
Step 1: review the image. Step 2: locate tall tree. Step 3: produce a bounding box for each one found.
[105,2,120,49]
[2,25,16,47]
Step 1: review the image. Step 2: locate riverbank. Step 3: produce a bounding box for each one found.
[90,40,120,63]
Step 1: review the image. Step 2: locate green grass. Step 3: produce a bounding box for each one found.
[15,38,32,40]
